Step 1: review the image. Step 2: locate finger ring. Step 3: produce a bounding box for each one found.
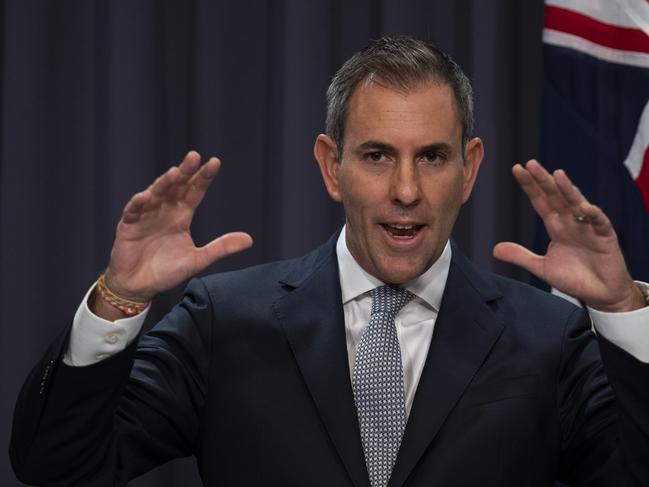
[574,214,587,223]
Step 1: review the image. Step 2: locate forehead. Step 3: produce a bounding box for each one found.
[344,80,462,146]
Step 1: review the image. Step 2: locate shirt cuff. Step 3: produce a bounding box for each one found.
[588,281,649,364]
[63,283,149,366]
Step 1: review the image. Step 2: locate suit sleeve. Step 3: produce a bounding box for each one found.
[597,337,649,484]
[10,278,214,486]
[556,307,649,486]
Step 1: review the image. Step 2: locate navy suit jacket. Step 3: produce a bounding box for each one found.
[10,234,649,486]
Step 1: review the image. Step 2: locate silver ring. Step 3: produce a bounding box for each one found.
[574,214,587,223]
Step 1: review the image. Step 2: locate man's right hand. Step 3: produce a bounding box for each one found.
[92,151,253,321]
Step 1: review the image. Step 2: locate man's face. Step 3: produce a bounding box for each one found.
[315,80,483,284]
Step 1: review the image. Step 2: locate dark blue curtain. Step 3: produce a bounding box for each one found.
[0,1,544,485]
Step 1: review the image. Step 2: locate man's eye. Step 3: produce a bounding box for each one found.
[366,152,385,162]
[421,151,445,164]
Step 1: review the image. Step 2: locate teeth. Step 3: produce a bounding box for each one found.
[388,224,415,229]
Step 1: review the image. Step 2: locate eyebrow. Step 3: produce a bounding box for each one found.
[354,140,455,155]
[354,141,396,154]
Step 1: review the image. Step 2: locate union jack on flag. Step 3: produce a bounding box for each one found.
[538,0,649,282]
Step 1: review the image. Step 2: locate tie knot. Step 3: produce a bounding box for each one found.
[371,285,414,317]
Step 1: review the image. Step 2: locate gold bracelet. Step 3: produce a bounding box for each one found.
[96,274,150,316]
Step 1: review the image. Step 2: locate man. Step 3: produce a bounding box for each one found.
[11,36,649,486]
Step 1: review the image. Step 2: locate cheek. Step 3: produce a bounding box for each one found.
[338,173,382,215]
[423,176,465,222]
[441,170,466,199]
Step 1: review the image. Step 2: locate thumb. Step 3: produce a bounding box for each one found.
[493,242,544,280]
[196,232,254,269]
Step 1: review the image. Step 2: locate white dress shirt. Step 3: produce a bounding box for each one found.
[336,227,450,416]
[65,227,649,408]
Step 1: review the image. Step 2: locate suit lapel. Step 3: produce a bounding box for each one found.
[273,237,504,487]
[273,236,370,487]
[389,246,504,487]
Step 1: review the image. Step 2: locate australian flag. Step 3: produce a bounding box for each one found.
[538,0,649,283]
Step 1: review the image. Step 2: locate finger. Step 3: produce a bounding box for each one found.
[526,159,570,213]
[195,232,253,269]
[493,241,545,280]
[177,151,202,181]
[122,191,152,224]
[152,151,206,203]
[512,163,554,218]
[145,151,206,201]
[149,166,182,199]
[184,157,222,210]
[554,169,588,209]
[578,201,616,237]
[167,151,203,198]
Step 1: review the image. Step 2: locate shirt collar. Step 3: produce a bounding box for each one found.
[336,226,452,312]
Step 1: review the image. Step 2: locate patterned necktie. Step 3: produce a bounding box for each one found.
[352,285,414,487]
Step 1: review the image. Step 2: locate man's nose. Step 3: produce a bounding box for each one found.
[390,162,421,207]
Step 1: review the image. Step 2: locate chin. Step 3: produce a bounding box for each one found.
[376,261,428,285]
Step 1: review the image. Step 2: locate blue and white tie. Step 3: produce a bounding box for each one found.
[352,285,414,487]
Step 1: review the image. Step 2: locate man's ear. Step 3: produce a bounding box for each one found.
[314,134,342,202]
[461,137,484,203]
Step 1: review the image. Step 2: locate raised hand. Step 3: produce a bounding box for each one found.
[493,159,645,313]
[98,151,253,316]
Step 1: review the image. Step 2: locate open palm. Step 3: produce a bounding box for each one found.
[104,151,252,302]
[493,160,643,313]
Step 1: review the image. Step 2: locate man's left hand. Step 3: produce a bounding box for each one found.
[493,159,646,313]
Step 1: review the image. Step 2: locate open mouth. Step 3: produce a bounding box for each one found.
[381,223,424,239]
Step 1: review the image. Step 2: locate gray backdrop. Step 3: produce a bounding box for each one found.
[0,1,544,485]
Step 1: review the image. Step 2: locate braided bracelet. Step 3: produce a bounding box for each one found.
[96,274,149,316]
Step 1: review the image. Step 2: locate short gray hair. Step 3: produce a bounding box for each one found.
[325,36,474,156]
